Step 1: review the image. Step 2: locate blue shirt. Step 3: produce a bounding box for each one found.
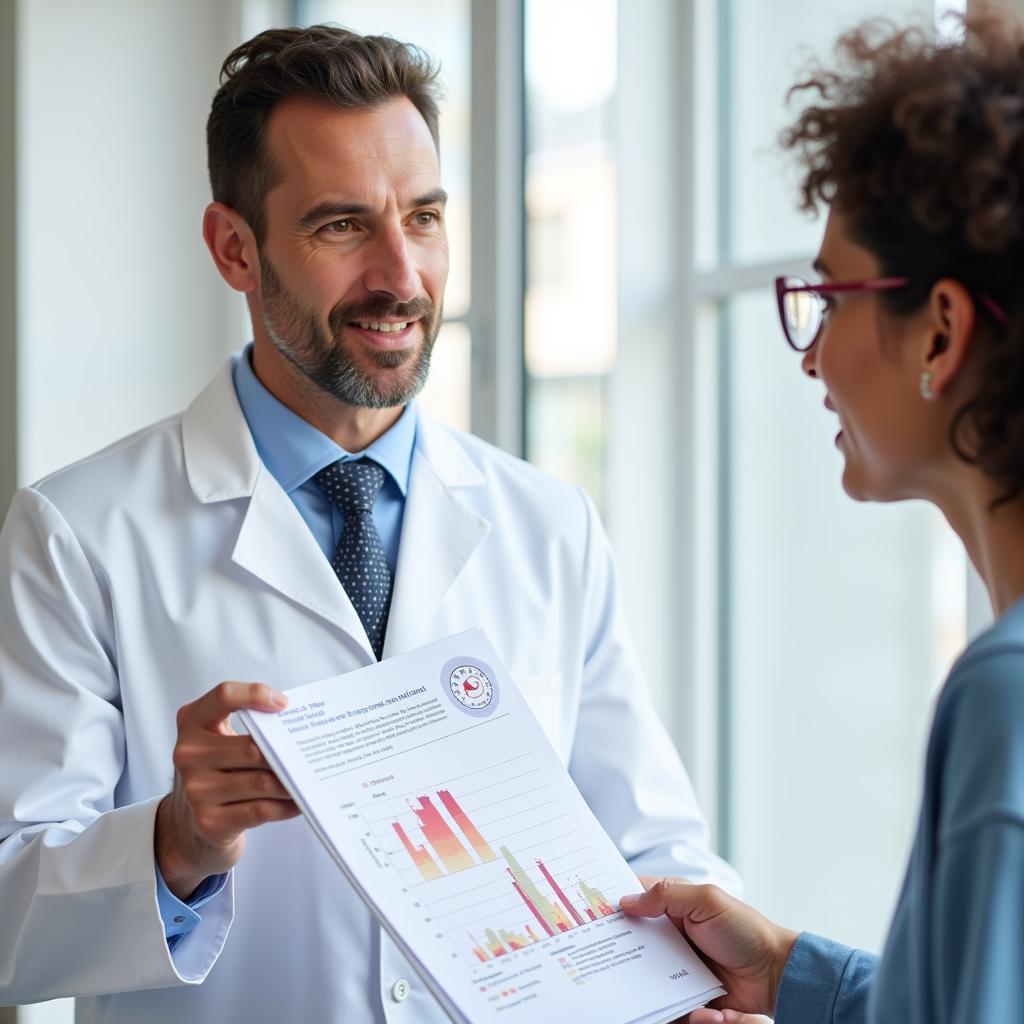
[156,872,227,953]
[157,345,417,944]
[775,593,1024,1023]
[232,344,416,574]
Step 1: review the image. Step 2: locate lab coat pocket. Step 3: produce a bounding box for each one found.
[512,673,563,753]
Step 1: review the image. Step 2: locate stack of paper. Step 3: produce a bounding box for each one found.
[241,629,723,1023]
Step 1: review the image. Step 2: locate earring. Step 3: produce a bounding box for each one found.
[920,371,935,401]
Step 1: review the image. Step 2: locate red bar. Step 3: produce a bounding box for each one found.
[536,858,586,926]
[508,869,555,937]
[391,821,443,881]
[438,789,497,862]
[412,796,475,873]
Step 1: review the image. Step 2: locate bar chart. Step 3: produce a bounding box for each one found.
[247,629,725,1019]
[390,788,497,879]
[359,753,619,964]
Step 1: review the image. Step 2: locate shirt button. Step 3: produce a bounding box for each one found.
[173,915,186,924]
[390,978,411,1003]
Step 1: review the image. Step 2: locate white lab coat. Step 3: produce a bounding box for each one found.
[0,359,738,1023]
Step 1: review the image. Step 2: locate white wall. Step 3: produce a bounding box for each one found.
[17,0,248,488]
[0,1,15,516]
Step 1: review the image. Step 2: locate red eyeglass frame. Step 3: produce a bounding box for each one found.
[774,275,1009,352]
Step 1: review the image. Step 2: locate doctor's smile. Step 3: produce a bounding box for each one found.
[337,300,433,355]
[346,319,422,347]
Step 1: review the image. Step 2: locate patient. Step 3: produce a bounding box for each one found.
[621,9,1024,1023]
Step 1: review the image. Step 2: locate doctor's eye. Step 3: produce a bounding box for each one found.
[324,219,354,234]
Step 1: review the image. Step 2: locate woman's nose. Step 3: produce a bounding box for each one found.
[801,338,820,379]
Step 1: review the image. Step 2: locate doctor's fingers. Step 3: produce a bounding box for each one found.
[192,795,302,841]
[182,767,294,806]
[173,731,273,772]
[178,680,288,731]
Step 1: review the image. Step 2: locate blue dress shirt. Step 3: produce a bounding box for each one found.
[774,593,1024,1022]
[232,343,416,574]
[156,872,228,953]
[156,344,417,944]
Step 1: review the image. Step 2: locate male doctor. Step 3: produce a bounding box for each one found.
[0,24,737,1023]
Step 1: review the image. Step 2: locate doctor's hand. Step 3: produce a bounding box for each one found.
[619,878,798,1020]
[155,681,301,901]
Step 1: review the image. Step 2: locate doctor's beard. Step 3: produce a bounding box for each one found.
[258,255,441,409]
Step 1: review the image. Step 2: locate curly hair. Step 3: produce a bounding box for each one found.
[780,8,1024,506]
[207,25,441,245]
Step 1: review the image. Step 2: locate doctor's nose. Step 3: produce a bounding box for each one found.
[362,227,420,304]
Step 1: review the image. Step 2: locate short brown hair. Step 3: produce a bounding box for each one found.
[207,24,441,244]
[781,8,1024,506]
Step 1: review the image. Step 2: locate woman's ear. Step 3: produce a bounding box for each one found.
[922,278,977,399]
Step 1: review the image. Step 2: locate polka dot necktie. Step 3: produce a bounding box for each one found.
[314,459,393,660]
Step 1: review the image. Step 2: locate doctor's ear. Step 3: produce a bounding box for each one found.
[202,202,259,294]
[920,279,976,400]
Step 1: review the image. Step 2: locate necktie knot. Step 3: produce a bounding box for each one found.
[314,458,385,516]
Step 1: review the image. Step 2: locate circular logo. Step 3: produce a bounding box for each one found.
[449,664,494,710]
[441,656,500,718]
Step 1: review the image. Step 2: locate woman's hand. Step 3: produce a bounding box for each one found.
[689,1011,772,1024]
[619,877,798,1018]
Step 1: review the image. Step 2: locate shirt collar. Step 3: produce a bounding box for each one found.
[231,344,417,496]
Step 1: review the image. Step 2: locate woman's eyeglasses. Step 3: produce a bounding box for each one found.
[774,275,1009,352]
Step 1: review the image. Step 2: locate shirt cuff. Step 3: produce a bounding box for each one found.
[774,932,877,1024]
[156,864,230,951]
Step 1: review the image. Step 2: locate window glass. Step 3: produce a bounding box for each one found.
[524,0,617,508]
[418,321,471,434]
[723,288,965,950]
[725,0,936,265]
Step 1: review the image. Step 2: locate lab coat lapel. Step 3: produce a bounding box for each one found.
[182,361,375,662]
[231,468,373,658]
[383,415,490,657]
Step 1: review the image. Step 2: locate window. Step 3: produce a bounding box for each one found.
[523,0,617,509]
[697,0,968,951]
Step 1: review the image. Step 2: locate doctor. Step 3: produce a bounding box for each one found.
[0,24,736,1023]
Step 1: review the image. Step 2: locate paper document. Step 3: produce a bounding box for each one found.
[240,629,723,1023]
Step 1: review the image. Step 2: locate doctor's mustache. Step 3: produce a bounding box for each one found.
[328,295,438,333]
